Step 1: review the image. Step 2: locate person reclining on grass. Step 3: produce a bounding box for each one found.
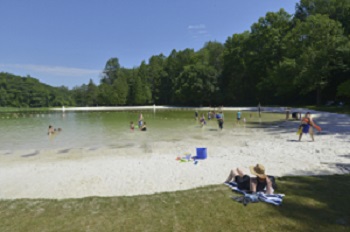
[224,164,277,194]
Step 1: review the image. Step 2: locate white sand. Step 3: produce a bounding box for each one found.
[1,107,350,199]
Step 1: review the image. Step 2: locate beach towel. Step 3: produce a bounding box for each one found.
[224,182,284,206]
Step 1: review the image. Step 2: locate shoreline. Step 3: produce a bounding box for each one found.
[1,108,350,199]
[51,105,309,113]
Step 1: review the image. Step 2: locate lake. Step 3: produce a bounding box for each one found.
[0,109,284,152]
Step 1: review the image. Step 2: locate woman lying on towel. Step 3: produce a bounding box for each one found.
[224,164,277,194]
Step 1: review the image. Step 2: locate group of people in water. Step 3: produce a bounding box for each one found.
[195,110,247,130]
[130,113,147,132]
[48,125,62,134]
[47,113,148,137]
[47,109,319,144]
[196,110,225,129]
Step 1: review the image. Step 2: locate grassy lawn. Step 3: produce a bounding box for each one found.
[1,175,349,232]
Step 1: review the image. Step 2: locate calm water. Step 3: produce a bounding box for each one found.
[0,110,283,151]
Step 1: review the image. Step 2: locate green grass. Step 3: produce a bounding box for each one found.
[1,175,349,232]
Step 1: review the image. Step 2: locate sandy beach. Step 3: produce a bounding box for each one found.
[1,107,350,199]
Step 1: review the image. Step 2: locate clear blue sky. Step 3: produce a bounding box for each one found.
[0,0,299,88]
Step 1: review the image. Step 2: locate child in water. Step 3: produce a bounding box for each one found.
[48,125,62,135]
[48,125,55,135]
[140,122,147,131]
[200,114,206,127]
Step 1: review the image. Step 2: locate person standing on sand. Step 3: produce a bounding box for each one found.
[216,111,224,130]
[237,110,241,124]
[200,114,206,127]
[298,112,317,142]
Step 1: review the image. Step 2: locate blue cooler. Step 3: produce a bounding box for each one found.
[195,147,207,160]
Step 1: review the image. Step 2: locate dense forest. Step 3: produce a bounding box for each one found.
[1,0,350,107]
[0,73,73,107]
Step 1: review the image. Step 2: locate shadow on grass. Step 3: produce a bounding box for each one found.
[1,175,350,232]
[275,175,350,231]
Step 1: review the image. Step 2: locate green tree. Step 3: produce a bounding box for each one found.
[101,57,120,84]
[295,0,350,35]
[337,79,350,98]
[0,87,8,106]
[97,83,118,106]
[148,54,167,104]
[174,63,218,105]
[113,75,129,105]
[249,9,293,103]
[285,14,349,104]
[222,32,251,105]
[162,49,196,105]
[86,79,99,106]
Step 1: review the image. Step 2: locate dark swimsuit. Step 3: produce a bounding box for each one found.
[235,175,277,191]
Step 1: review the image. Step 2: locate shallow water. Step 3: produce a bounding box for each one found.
[0,110,284,152]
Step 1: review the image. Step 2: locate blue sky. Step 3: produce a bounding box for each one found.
[0,0,299,88]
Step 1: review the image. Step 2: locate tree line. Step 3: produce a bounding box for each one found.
[2,0,350,108]
[0,73,73,107]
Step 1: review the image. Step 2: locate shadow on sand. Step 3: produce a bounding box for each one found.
[21,150,40,157]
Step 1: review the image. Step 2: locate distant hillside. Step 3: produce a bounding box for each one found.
[0,72,74,107]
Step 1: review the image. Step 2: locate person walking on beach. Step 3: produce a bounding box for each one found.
[237,110,241,124]
[200,114,206,127]
[216,111,224,130]
[224,164,277,194]
[298,112,321,142]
